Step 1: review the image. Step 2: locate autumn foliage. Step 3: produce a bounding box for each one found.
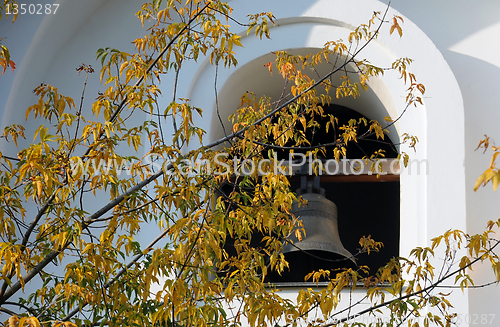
[0,1,499,327]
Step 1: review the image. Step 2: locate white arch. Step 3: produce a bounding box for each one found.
[186,0,466,311]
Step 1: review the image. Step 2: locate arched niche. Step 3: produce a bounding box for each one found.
[186,1,465,306]
[208,48,400,148]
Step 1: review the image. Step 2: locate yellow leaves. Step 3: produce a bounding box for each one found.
[3,124,25,146]
[56,98,66,118]
[359,235,384,255]
[0,45,16,75]
[53,321,77,327]
[324,40,348,58]
[231,34,243,48]
[369,120,385,140]
[103,121,114,139]
[8,316,18,327]
[476,135,491,153]
[218,34,243,53]
[416,83,425,94]
[392,57,417,87]
[400,133,419,153]
[280,62,296,80]
[335,77,361,99]
[7,316,40,327]
[486,218,500,231]
[389,16,404,37]
[96,47,131,82]
[247,12,275,39]
[333,146,346,162]
[81,242,94,255]
[33,176,43,199]
[459,256,471,270]
[119,61,128,76]
[474,137,500,191]
[491,259,500,282]
[33,125,50,142]
[318,289,335,317]
[474,170,493,191]
[410,246,434,263]
[51,230,70,252]
[298,115,307,131]
[0,243,26,288]
[0,1,18,23]
[156,8,169,23]
[349,24,373,43]
[455,273,474,291]
[25,84,76,124]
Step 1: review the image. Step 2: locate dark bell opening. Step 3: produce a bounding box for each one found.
[270,104,399,160]
[219,104,400,284]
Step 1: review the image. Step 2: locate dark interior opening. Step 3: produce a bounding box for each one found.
[220,104,400,284]
[268,179,400,283]
[271,104,399,160]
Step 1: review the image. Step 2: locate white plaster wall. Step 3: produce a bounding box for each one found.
[381,0,500,320]
[3,0,499,323]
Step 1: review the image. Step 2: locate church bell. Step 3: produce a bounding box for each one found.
[283,175,356,265]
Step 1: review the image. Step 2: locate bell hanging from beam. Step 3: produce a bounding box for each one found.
[282,170,356,279]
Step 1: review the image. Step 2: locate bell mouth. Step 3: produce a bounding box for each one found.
[284,240,355,261]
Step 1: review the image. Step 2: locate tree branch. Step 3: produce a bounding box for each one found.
[321,238,500,327]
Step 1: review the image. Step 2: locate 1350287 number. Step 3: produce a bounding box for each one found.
[452,314,495,325]
[6,4,59,15]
